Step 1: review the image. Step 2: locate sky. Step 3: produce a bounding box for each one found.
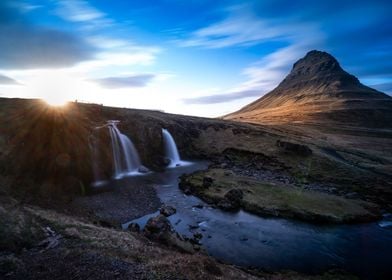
[0,0,391,117]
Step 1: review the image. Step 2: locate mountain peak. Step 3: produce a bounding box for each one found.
[293,50,340,72]
[278,50,360,90]
[225,50,392,127]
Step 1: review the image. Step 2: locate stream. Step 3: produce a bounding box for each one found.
[119,161,392,279]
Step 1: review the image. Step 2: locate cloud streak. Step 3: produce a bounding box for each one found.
[180,3,324,105]
[0,74,21,85]
[92,74,155,89]
[179,4,320,49]
[183,89,261,104]
[55,0,105,22]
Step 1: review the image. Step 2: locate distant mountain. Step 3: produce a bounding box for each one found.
[225,50,392,127]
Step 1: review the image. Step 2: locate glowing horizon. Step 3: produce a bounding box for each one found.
[0,0,391,117]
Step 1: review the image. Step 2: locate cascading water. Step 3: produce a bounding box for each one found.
[107,120,142,178]
[162,128,183,167]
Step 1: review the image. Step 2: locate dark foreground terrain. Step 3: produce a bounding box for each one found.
[0,97,391,279]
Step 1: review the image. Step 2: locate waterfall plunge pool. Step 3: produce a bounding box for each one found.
[118,161,392,279]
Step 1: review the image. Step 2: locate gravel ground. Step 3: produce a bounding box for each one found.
[72,182,161,226]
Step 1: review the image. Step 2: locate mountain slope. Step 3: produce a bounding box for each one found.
[225,50,392,127]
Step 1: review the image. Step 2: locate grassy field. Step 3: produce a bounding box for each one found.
[181,168,380,223]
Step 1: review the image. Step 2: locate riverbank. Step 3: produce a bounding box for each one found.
[71,182,161,227]
[1,193,359,280]
[179,167,380,223]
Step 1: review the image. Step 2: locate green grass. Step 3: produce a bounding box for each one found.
[185,168,379,223]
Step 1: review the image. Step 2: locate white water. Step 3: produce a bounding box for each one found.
[162,128,183,167]
[108,120,142,178]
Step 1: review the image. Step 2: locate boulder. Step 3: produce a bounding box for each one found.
[225,188,244,201]
[143,214,195,253]
[217,199,237,211]
[217,189,244,211]
[159,205,177,217]
[183,188,191,195]
[163,158,171,166]
[138,166,150,173]
[189,232,203,245]
[144,214,174,240]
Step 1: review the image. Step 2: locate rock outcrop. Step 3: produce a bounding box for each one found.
[143,214,196,253]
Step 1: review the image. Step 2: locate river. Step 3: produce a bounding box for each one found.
[120,161,392,279]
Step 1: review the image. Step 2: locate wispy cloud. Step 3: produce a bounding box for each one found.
[9,1,42,13]
[183,89,261,104]
[0,74,21,85]
[179,4,315,49]
[74,37,161,71]
[92,74,155,89]
[193,43,322,105]
[180,3,324,105]
[55,0,105,22]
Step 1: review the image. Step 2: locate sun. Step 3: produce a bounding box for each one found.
[29,70,81,107]
[41,95,69,107]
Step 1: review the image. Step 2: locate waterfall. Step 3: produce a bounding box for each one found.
[108,120,142,178]
[162,128,182,167]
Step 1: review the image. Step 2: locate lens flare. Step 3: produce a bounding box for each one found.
[41,96,69,107]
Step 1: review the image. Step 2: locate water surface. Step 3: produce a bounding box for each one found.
[121,162,392,279]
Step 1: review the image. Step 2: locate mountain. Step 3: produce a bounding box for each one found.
[225,50,392,127]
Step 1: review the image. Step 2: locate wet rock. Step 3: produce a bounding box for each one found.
[138,166,150,173]
[163,158,171,166]
[144,214,174,240]
[193,232,203,240]
[202,176,214,188]
[225,188,244,201]
[217,199,236,211]
[276,140,312,156]
[188,224,199,230]
[192,204,203,209]
[159,205,176,217]
[127,223,140,233]
[189,232,203,245]
[143,215,196,253]
[217,189,244,211]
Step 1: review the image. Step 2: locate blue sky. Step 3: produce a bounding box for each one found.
[0,0,391,116]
